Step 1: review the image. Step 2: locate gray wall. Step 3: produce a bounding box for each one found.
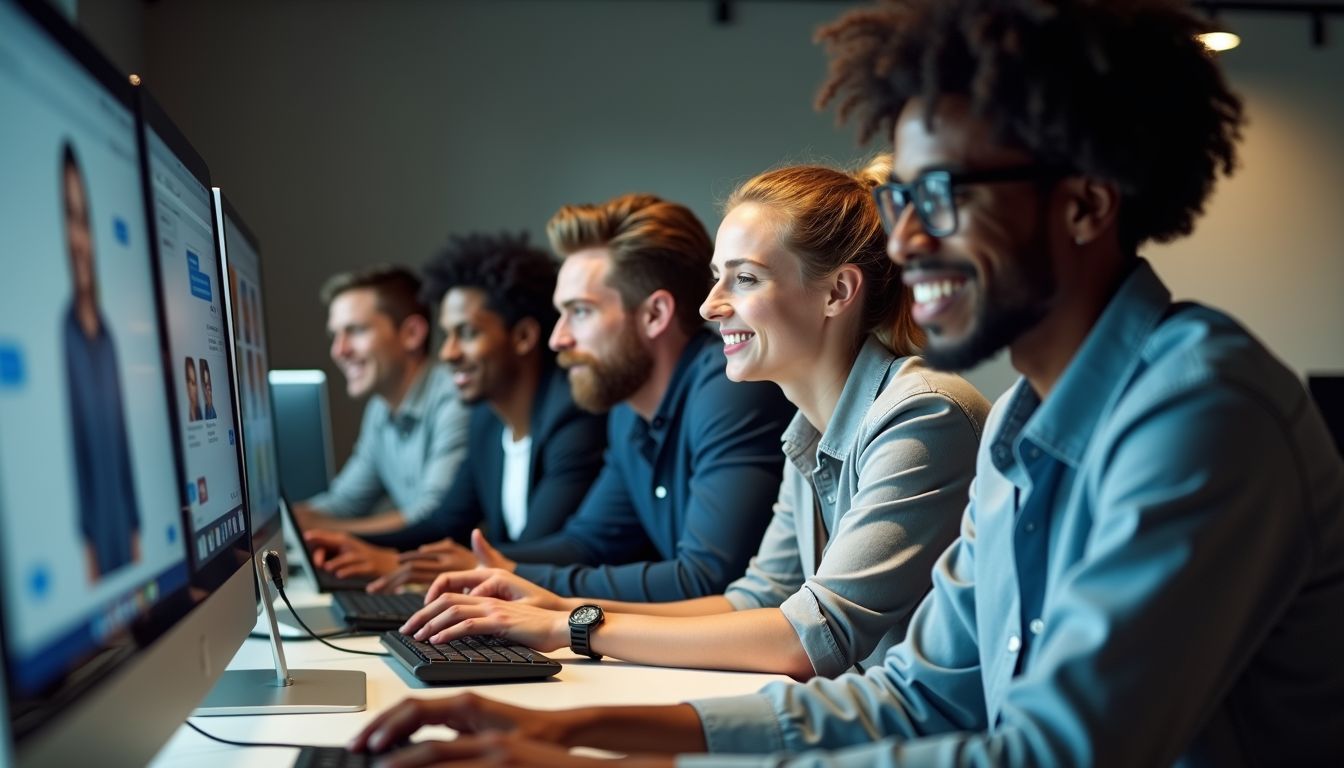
[79,1,1344,462]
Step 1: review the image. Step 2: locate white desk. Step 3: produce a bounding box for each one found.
[149,587,790,767]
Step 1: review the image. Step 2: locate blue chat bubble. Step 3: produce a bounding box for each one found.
[0,343,24,389]
[189,272,213,301]
[28,564,50,600]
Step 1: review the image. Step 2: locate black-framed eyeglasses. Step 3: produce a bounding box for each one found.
[873,165,1069,238]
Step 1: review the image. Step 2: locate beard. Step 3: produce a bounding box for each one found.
[920,230,1057,373]
[558,325,653,414]
[921,297,1050,372]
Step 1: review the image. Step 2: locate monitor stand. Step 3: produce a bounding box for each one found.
[195,553,366,715]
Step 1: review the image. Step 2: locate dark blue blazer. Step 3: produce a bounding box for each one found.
[362,362,607,550]
[508,331,792,602]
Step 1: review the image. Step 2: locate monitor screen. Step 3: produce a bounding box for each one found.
[220,199,281,540]
[142,124,247,572]
[0,0,189,722]
[269,369,337,503]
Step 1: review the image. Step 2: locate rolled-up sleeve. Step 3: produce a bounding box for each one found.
[685,492,986,761]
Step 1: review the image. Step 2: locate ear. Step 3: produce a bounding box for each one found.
[823,264,865,319]
[399,313,430,353]
[639,289,678,341]
[1063,177,1121,247]
[510,317,541,356]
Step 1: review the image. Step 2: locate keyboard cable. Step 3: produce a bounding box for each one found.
[262,551,390,658]
[184,719,310,751]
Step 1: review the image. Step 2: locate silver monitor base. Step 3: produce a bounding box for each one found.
[194,668,366,715]
[194,552,366,716]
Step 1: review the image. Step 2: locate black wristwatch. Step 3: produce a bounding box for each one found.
[568,604,605,660]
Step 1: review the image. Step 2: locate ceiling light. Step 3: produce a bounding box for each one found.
[1198,30,1242,52]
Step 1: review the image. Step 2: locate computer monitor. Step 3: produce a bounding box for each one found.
[270,369,337,503]
[0,1,249,763]
[215,189,285,584]
[203,191,365,714]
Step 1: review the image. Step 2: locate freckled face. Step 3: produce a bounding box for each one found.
[701,203,829,385]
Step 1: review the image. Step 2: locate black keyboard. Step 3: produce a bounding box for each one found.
[380,630,562,683]
[292,746,374,768]
[331,591,425,630]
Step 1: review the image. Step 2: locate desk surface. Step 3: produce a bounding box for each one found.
[149,585,789,767]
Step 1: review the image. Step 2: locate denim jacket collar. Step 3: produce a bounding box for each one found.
[781,336,898,473]
[993,259,1172,472]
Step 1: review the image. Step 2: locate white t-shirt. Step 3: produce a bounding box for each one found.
[500,428,532,541]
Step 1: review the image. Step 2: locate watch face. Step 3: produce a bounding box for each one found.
[572,606,601,625]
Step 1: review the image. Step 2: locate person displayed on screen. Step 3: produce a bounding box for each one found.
[303,232,608,587]
[59,141,142,581]
[183,355,202,422]
[341,194,793,605]
[351,1,1344,765]
[199,357,217,420]
[290,266,471,535]
[397,159,990,680]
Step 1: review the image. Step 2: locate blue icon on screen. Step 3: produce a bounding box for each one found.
[167,524,177,544]
[228,428,235,445]
[0,342,24,389]
[187,250,212,301]
[28,564,50,600]
[187,481,197,503]
[113,216,129,245]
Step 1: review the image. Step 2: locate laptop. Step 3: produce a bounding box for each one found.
[280,493,375,593]
[279,495,424,630]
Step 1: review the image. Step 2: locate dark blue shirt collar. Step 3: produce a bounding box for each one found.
[636,329,718,436]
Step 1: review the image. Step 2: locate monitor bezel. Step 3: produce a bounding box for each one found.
[214,189,284,562]
[134,86,254,594]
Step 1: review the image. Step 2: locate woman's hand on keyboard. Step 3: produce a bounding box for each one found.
[424,567,572,610]
[399,592,569,651]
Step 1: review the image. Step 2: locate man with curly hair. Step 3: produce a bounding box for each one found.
[303,233,609,590]
[347,1,1344,765]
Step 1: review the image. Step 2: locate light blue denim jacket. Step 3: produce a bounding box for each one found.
[683,260,1344,767]
[724,337,988,677]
